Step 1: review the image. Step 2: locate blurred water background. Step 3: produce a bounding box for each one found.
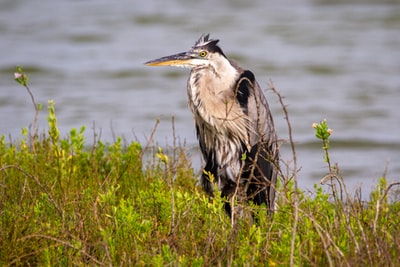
[1,0,399,197]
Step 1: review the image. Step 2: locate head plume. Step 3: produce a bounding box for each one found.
[193,33,225,57]
[193,34,219,47]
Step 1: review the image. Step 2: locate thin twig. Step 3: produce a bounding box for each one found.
[0,165,62,217]
[382,182,400,201]
[269,80,299,267]
[171,116,176,231]
[14,234,105,266]
[140,118,160,158]
[24,84,39,137]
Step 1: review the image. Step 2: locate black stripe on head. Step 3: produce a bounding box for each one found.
[203,40,226,57]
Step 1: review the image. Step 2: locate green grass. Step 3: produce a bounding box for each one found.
[1,67,399,266]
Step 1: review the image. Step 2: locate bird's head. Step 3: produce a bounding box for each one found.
[145,34,227,69]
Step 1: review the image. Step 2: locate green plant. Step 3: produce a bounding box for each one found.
[312,119,333,171]
[1,68,399,266]
[14,66,42,148]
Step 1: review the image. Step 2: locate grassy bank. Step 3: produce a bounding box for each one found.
[1,68,399,266]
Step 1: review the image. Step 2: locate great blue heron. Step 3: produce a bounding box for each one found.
[145,34,279,216]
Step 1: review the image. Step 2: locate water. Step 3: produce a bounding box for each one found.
[1,0,399,197]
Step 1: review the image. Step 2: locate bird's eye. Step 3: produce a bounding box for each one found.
[199,51,207,57]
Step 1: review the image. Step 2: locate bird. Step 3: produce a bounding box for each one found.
[145,34,279,217]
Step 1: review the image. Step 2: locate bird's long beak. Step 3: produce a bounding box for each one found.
[145,52,195,67]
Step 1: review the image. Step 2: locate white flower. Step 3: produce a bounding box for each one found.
[14,72,22,79]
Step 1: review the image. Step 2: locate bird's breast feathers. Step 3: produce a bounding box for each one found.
[188,71,254,157]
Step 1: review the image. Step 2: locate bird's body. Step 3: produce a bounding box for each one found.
[146,34,279,215]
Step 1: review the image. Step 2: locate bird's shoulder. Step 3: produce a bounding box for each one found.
[234,69,257,112]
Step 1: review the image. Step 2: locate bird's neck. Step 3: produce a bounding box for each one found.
[187,60,249,141]
[188,61,238,108]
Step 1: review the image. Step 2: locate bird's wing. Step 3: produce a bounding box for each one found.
[235,70,279,209]
[235,70,277,147]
